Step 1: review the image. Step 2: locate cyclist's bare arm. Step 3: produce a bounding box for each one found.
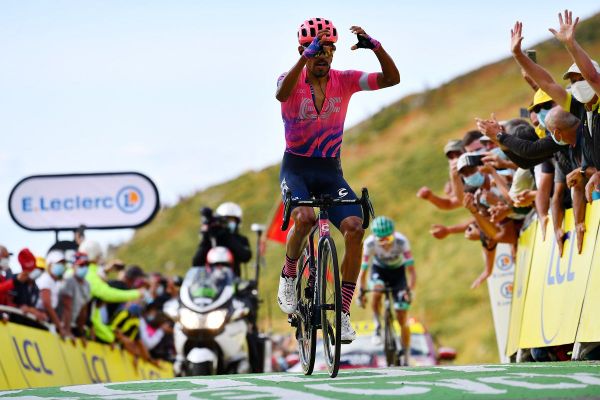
[407,265,416,292]
[276,30,330,102]
[350,26,399,88]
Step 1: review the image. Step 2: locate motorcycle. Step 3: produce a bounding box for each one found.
[164,265,251,376]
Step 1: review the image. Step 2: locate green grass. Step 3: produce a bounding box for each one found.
[115,12,600,365]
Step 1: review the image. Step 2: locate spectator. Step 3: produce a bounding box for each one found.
[35,251,68,336]
[0,245,13,305]
[79,240,142,303]
[58,252,91,338]
[140,301,174,361]
[416,139,464,210]
[0,249,46,321]
[462,130,484,153]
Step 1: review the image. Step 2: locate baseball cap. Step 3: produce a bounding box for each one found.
[443,139,463,155]
[125,265,147,280]
[527,89,553,111]
[18,248,37,271]
[562,60,600,80]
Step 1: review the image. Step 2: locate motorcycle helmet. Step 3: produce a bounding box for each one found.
[372,216,395,238]
[215,202,242,221]
[297,18,338,45]
[207,247,234,266]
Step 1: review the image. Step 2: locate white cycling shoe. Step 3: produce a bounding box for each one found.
[277,275,297,314]
[341,312,356,343]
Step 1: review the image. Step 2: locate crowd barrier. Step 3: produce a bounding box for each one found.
[506,200,600,357]
[0,321,173,390]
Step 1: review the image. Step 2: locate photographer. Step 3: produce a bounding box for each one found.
[192,202,252,277]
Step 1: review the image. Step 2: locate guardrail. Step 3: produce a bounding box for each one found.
[506,200,600,358]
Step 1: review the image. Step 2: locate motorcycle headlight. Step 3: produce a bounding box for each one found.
[206,309,227,330]
[180,308,202,330]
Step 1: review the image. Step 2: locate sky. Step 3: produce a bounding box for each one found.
[1,0,598,266]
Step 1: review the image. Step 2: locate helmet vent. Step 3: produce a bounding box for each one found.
[310,27,316,37]
[301,28,307,37]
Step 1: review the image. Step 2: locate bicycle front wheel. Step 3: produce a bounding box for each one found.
[296,245,316,375]
[319,237,341,378]
[383,306,399,367]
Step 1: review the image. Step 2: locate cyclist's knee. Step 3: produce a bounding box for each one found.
[292,207,316,235]
[341,217,364,243]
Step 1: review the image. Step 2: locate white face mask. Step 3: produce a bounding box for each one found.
[29,269,42,280]
[0,258,9,269]
[571,80,596,104]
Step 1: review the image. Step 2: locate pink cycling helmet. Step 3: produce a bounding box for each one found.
[297,18,338,45]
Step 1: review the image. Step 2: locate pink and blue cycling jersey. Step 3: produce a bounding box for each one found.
[278,68,380,158]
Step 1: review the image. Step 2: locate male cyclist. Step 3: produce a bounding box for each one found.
[357,216,416,365]
[276,17,400,343]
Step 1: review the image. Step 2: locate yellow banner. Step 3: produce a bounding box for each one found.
[6,323,74,388]
[575,201,600,342]
[0,321,173,390]
[0,323,28,389]
[519,203,599,348]
[505,220,537,356]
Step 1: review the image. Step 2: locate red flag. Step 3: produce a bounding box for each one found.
[266,202,293,244]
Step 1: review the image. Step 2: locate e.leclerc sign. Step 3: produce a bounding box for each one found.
[8,172,160,231]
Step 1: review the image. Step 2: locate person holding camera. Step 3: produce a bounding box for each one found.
[192,202,252,277]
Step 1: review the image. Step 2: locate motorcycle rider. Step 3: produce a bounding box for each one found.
[192,202,252,277]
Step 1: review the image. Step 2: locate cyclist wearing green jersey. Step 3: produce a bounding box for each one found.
[357,216,416,364]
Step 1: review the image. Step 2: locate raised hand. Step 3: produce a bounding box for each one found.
[549,9,579,44]
[302,29,331,58]
[511,21,524,55]
[416,186,433,200]
[350,26,381,50]
[429,224,450,239]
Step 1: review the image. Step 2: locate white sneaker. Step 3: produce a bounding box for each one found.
[341,312,356,343]
[277,275,297,313]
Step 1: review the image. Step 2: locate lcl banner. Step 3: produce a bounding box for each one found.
[8,172,160,231]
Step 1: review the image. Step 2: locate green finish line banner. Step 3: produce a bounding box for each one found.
[2,363,600,399]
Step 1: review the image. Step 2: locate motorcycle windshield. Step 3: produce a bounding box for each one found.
[182,266,235,311]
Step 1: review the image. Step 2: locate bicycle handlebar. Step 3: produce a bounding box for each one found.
[281,187,375,231]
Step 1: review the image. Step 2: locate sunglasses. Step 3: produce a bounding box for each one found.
[531,101,553,114]
[303,42,336,57]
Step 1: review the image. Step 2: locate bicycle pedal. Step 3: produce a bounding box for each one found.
[288,314,298,327]
[341,339,353,344]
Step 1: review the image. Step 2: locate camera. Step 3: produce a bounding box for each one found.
[465,154,484,167]
[199,206,227,235]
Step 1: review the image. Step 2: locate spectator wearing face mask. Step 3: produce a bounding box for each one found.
[0,248,46,321]
[35,251,68,336]
[58,252,91,338]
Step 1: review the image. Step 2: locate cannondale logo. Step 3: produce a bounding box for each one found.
[338,188,348,198]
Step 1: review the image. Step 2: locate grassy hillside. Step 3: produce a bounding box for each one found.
[116,13,600,365]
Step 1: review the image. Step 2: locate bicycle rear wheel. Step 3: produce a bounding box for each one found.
[384,305,399,367]
[296,245,316,375]
[319,237,341,378]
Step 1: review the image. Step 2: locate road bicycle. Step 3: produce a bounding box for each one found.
[281,188,374,378]
[360,286,411,367]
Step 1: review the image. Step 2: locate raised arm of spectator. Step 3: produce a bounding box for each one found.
[449,158,465,205]
[481,165,512,203]
[88,271,141,303]
[511,21,568,106]
[551,182,567,256]
[463,193,500,239]
[535,169,554,240]
[429,219,474,240]
[416,187,461,210]
[349,26,400,88]
[550,10,600,96]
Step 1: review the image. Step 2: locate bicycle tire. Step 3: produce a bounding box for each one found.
[319,237,341,378]
[384,302,399,367]
[296,245,316,375]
